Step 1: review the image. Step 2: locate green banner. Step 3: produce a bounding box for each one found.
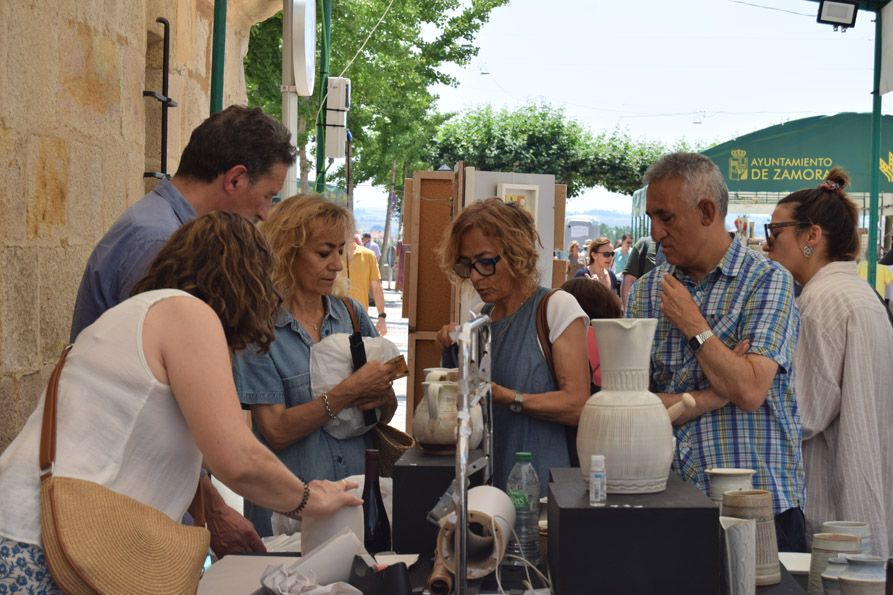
[701,113,893,193]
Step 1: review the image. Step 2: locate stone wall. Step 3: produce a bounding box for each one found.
[0,0,279,452]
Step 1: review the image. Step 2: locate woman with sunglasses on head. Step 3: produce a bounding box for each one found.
[232,195,400,537]
[763,168,893,557]
[435,198,590,495]
[575,235,621,295]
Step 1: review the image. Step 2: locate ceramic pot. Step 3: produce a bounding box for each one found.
[821,521,873,555]
[722,490,780,586]
[412,381,483,452]
[821,554,850,595]
[839,554,887,595]
[720,516,757,595]
[707,468,756,509]
[809,533,862,594]
[577,319,689,493]
[424,367,458,383]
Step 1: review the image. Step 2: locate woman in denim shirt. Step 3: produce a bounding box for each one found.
[232,195,400,537]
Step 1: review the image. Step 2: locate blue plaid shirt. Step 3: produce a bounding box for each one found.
[627,239,805,514]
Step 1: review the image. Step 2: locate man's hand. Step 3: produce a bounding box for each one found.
[375,316,388,336]
[202,475,266,557]
[660,274,708,338]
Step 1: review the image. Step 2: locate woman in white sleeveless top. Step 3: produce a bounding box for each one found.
[0,212,361,593]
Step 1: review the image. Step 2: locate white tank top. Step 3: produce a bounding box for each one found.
[0,289,204,546]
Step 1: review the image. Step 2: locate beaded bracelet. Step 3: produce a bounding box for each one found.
[321,392,337,419]
[283,481,311,519]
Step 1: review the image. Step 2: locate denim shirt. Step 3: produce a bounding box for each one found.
[485,287,570,497]
[69,179,196,341]
[232,295,376,536]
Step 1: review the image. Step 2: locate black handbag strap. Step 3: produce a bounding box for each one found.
[340,297,377,425]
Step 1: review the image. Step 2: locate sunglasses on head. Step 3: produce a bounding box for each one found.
[453,255,502,278]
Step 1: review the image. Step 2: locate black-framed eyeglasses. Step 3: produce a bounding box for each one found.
[764,221,809,241]
[596,250,615,258]
[454,255,502,278]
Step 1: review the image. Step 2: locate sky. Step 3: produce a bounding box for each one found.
[353,0,889,219]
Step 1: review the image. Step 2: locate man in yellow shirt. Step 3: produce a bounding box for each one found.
[857,259,893,303]
[338,236,388,335]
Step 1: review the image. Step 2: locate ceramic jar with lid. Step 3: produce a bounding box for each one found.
[838,554,887,595]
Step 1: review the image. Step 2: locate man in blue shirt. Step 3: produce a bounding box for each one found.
[69,105,297,556]
[627,152,806,551]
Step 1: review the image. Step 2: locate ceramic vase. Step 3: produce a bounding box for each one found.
[821,521,873,555]
[821,554,850,595]
[412,380,483,453]
[839,554,887,595]
[707,468,756,511]
[720,516,757,595]
[809,533,862,594]
[576,318,676,493]
[722,490,780,586]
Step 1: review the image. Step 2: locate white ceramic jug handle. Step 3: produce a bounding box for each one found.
[427,383,441,420]
[666,392,696,422]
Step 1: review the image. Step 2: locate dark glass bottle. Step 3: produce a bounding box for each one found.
[362,449,391,554]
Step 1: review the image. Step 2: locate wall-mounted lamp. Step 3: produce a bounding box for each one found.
[816,0,858,31]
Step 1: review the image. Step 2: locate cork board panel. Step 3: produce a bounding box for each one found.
[551,259,566,289]
[408,174,453,332]
[554,184,567,249]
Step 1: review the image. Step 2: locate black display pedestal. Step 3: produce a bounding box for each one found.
[392,447,485,556]
[548,468,721,595]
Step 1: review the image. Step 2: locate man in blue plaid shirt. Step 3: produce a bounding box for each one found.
[627,153,806,551]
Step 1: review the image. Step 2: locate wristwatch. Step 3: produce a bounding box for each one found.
[509,390,524,413]
[688,329,715,353]
[377,312,386,319]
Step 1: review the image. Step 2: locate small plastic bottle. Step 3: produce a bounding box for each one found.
[589,454,607,507]
[504,452,542,566]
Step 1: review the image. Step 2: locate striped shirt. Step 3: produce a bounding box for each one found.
[628,239,805,515]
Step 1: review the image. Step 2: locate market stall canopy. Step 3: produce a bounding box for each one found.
[701,112,893,194]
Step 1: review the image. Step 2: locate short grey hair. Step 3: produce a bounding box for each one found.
[643,152,729,218]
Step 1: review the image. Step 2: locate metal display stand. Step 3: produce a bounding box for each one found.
[453,314,493,595]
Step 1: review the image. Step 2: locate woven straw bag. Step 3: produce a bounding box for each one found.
[39,345,210,594]
[372,423,417,477]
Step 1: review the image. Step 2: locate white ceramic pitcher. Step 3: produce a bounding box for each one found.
[413,381,483,450]
[576,318,693,493]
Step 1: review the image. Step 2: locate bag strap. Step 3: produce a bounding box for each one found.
[39,344,206,526]
[340,297,377,426]
[535,289,559,385]
[39,344,74,479]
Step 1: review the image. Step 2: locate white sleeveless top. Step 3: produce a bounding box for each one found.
[0,289,204,546]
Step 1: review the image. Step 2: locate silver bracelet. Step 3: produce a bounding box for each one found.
[321,392,337,419]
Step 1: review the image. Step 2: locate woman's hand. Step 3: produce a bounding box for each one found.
[302,479,363,518]
[329,359,398,411]
[436,323,458,348]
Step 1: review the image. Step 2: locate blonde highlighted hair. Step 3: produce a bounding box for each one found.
[260,194,354,301]
[436,197,541,290]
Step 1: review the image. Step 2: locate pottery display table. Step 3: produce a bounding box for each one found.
[548,468,721,595]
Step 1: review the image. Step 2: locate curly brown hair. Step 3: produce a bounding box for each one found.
[131,211,278,353]
[260,194,354,302]
[435,197,541,291]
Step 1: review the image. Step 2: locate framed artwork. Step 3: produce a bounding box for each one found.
[497,183,539,217]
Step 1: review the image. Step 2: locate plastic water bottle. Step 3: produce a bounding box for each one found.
[589,454,606,507]
[504,452,542,567]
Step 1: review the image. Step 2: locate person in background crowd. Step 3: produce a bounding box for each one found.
[628,152,806,551]
[566,240,585,280]
[621,236,662,309]
[856,251,893,305]
[612,234,634,276]
[362,232,382,261]
[561,277,623,392]
[232,196,399,537]
[0,213,360,593]
[435,198,590,496]
[340,234,388,336]
[68,105,297,556]
[575,236,621,295]
[764,169,893,557]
